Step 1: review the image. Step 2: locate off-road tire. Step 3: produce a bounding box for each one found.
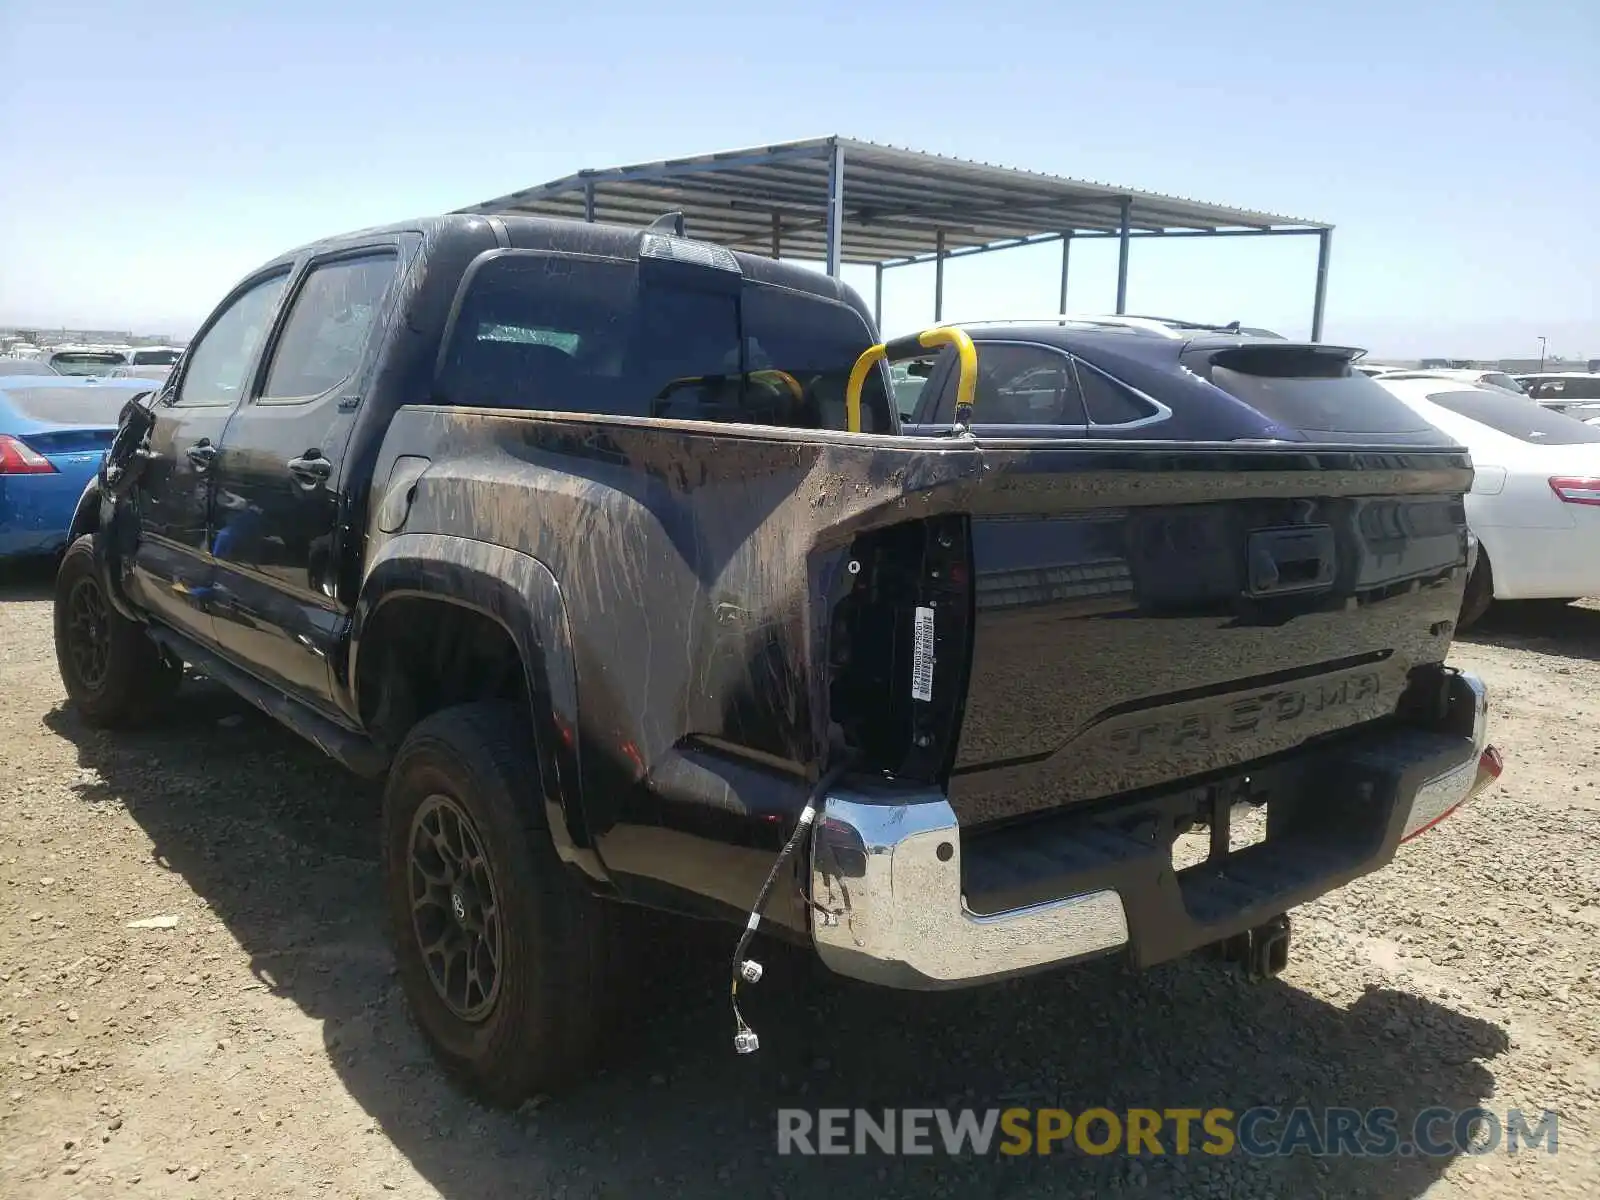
[53,535,180,727]
[1457,550,1494,632]
[382,701,614,1105]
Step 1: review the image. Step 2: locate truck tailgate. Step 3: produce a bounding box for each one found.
[944,442,1470,827]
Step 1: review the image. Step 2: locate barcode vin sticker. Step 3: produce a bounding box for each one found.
[911,606,935,702]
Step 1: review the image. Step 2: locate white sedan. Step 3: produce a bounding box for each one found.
[1377,378,1600,627]
[1374,367,1527,394]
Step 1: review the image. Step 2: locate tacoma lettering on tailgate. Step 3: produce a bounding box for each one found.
[1108,671,1383,759]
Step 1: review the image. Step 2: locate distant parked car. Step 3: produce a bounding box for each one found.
[0,358,60,377]
[108,363,176,383]
[1375,368,1527,394]
[1375,378,1600,626]
[125,346,184,368]
[899,318,1446,444]
[47,347,129,377]
[0,377,155,559]
[1517,373,1600,423]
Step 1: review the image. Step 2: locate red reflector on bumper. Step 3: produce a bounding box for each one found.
[1473,745,1503,792]
[1401,746,1501,843]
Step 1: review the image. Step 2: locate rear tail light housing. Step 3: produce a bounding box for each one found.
[0,434,56,475]
[826,515,974,784]
[1549,476,1600,506]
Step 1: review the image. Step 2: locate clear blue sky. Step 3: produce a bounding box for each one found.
[2,0,1595,359]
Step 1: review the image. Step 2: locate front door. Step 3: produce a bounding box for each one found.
[209,247,402,709]
[129,271,290,646]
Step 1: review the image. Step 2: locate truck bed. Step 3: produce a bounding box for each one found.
[366,407,1472,925]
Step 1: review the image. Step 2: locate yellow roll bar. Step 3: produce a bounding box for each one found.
[845,326,978,434]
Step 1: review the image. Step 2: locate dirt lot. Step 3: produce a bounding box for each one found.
[2,565,1597,1199]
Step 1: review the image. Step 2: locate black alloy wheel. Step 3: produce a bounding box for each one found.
[64,576,112,691]
[408,792,504,1021]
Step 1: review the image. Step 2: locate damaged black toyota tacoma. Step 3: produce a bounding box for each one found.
[54,212,1499,1103]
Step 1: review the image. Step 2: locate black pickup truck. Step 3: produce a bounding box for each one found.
[54,212,1497,1103]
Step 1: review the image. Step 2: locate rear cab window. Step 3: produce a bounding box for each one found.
[1427,389,1600,445]
[437,251,893,432]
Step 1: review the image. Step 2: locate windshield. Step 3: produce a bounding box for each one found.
[130,348,182,366]
[1479,373,1525,393]
[49,351,124,376]
[1428,389,1600,445]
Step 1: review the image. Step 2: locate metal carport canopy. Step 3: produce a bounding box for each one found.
[459,135,1335,339]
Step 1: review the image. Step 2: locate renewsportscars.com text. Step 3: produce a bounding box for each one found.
[776,1107,1559,1158]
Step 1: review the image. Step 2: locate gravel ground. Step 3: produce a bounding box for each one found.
[2,562,1596,1199]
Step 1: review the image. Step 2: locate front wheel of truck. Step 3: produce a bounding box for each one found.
[382,701,613,1105]
[53,535,180,727]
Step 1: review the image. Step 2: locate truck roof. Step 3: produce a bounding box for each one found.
[261,212,863,311]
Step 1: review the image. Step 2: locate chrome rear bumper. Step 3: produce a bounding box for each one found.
[811,670,1492,990]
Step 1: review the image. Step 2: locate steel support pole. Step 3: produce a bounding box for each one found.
[874,264,884,330]
[825,142,845,278]
[584,182,595,223]
[1058,232,1073,314]
[771,213,781,259]
[934,229,946,322]
[1115,198,1132,314]
[1310,228,1332,342]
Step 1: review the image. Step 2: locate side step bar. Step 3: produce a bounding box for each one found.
[145,626,389,779]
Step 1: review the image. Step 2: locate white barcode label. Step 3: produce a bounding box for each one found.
[911,606,935,702]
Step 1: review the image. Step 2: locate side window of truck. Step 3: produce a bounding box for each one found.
[173,274,289,407]
[259,253,398,403]
[439,254,673,416]
[438,253,892,431]
[739,284,893,433]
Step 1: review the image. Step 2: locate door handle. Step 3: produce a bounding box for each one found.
[287,452,332,487]
[185,440,217,469]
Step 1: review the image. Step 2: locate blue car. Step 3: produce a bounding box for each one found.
[0,375,156,559]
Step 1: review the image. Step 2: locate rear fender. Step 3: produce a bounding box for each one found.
[349,533,600,881]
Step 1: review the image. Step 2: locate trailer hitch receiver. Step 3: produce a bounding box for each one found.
[1216,914,1291,982]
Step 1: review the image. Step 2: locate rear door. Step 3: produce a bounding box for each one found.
[129,271,290,646]
[209,245,404,708]
[905,341,1089,438]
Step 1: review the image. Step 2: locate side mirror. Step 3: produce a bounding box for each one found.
[101,393,160,497]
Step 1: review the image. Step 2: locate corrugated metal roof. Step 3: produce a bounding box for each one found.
[458,136,1329,266]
